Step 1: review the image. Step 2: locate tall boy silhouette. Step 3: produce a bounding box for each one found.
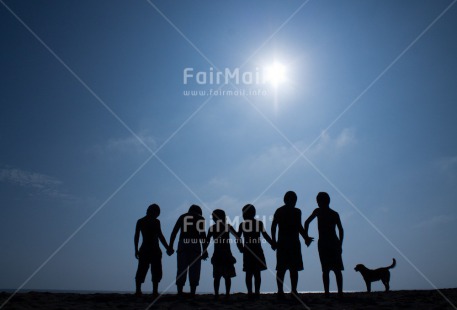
[134,204,172,297]
[304,192,344,297]
[271,191,307,299]
[169,205,206,297]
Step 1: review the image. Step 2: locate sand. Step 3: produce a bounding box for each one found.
[1,289,457,310]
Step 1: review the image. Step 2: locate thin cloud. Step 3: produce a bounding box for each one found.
[415,214,456,229]
[106,134,156,153]
[436,156,457,176]
[0,167,73,200]
[308,128,356,156]
[249,144,300,175]
[0,168,61,189]
[336,128,357,148]
[203,128,357,199]
[249,128,356,172]
[208,177,231,190]
[203,194,279,227]
[90,131,157,156]
[206,195,243,214]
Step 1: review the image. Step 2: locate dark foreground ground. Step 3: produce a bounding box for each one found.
[1,289,457,310]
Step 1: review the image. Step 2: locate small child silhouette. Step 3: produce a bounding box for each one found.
[238,204,274,299]
[134,204,172,297]
[203,209,242,299]
[304,192,344,297]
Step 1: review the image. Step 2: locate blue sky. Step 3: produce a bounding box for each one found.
[1,0,457,295]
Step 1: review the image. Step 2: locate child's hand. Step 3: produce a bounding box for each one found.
[271,242,277,251]
[201,252,209,261]
[305,236,314,247]
[166,248,175,256]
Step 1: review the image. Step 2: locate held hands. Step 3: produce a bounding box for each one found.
[271,241,277,251]
[201,251,209,261]
[166,247,175,256]
[135,250,139,259]
[305,236,314,247]
[237,244,244,254]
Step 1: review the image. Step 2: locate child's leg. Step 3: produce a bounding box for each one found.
[135,256,149,295]
[322,270,330,296]
[214,275,221,297]
[135,280,142,295]
[254,270,261,295]
[276,269,286,294]
[176,251,187,295]
[334,270,343,296]
[290,270,298,294]
[224,276,231,296]
[188,251,201,297]
[152,259,163,296]
[152,281,159,296]
[245,271,253,294]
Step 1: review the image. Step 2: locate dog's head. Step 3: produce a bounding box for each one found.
[354,264,367,272]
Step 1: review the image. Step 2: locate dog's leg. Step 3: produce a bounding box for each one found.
[385,280,390,292]
[384,273,391,292]
[365,280,371,293]
[381,278,390,292]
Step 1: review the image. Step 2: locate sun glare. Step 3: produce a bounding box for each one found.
[264,62,287,87]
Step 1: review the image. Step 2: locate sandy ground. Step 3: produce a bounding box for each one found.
[1,289,457,310]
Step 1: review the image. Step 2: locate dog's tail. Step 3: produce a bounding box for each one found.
[388,258,396,269]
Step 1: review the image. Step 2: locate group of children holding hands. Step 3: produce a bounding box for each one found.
[134,191,344,299]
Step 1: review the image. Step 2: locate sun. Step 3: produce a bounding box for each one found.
[264,62,287,87]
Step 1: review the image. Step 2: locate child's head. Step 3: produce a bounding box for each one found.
[147,203,160,218]
[212,209,226,223]
[284,191,297,207]
[316,192,330,208]
[188,204,202,216]
[242,204,256,220]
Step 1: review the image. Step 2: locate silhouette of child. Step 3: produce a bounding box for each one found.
[134,204,172,297]
[203,209,242,299]
[169,204,206,297]
[238,204,274,299]
[271,191,307,299]
[304,192,344,297]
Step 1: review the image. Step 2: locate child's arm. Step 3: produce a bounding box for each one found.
[237,223,244,239]
[303,210,317,246]
[298,210,307,240]
[259,221,274,246]
[157,221,172,253]
[271,214,278,249]
[238,224,245,252]
[168,215,182,253]
[134,221,140,259]
[198,218,207,254]
[304,210,317,236]
[201,228,212,260]
[228,224,243,253]
[336,213,344,246]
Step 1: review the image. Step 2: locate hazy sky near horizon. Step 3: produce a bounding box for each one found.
[1,0,457,295]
